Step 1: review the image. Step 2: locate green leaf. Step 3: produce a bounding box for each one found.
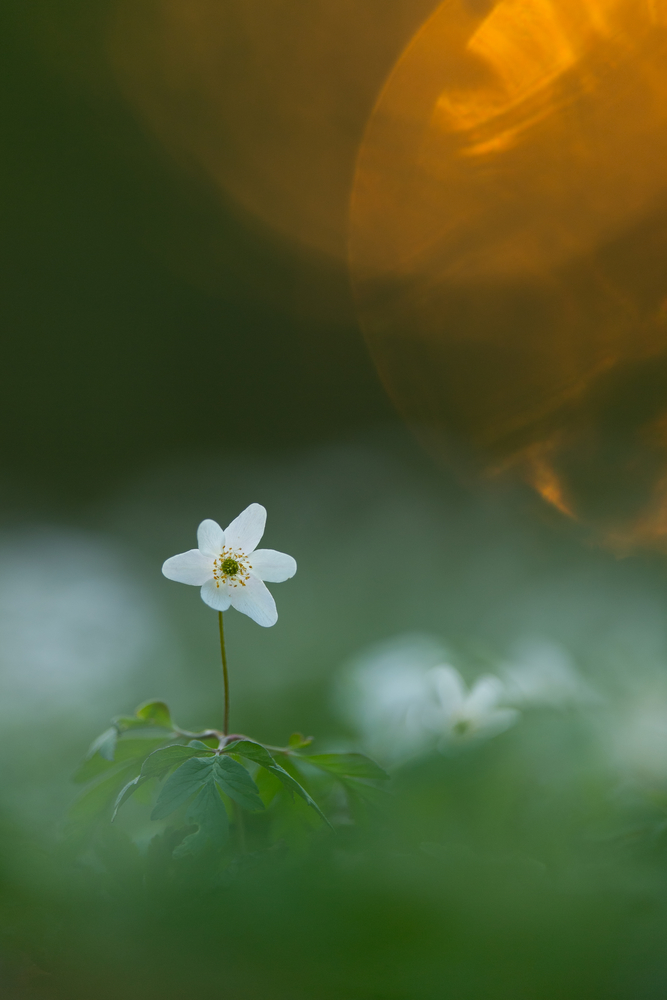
[303,753,390,781]
[111,775,149,821]
[213,756,264,812]
[73,754,114,785]
[272,756,331,817]
[270,763,331,826]
[254,765,282,807]
[288,732,313,749]
[112,701,173,734]
[141,744,210,780]
[148,755,233,855]
[85,727,118,762]
[222,740,275,768]
[151,757,213,821]
[340,777,391,807]
[135,700,173,729]
[69,761,141,827]
[175,781,229,857]
[113,716,148,731]
[74,736,167,785]
[223,741,331,829]
[188,739,215,751]
[114,737,169,762]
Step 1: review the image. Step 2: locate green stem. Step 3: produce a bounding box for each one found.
[218,611,230,736]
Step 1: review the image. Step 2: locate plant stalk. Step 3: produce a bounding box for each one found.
[218,611,230,736]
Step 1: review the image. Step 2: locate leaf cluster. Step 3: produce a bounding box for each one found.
[71,703,390,861]
[84,700,174,763]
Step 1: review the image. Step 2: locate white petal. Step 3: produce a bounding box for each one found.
[224,503,267,554]
[249,549,297,583]
[162,549,213,586]
[465,675,505,718]
[197,519,225,557]
[430,665,465,715]
[200,578,232,611]
[475,708,520,738]
[229,574,277,627]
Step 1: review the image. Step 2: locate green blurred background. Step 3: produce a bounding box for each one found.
[3,2,667,998]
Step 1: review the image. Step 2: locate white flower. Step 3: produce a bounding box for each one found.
[338,634,519,760]
[337,634,449,759]
[607,691,667,780]
[424,666,519,744]
[161,503,296,627]
[500,641,598,708]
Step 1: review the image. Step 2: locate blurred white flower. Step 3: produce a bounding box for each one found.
[337,634,448,759]
[338,634,518,759]
[500,641,598,708]
[162,503,296,627]
[607,692,667,780]
[423,666,519,745]
[0,529,161,714]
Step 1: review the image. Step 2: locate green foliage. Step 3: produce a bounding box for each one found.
[146,754,263,855]
[176,780,229,857]
[222,740,332,828]
[214,756,264,811]
[152,754,264,820]
[220,739,275,768]
[70,737,174,843]
[74,708,390,856]
[287,732,313,749]
[135,700,173,729]
[81,702,175,776]
[69,761,143,833]
[111,776,149,821]
[151,757,216,821]
[84,727,118,762]
[74,737,169,784]
[113,700,174,734]
[303,753,389,781]
[141,743,211,780]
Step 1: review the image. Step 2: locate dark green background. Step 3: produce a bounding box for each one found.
[0,0,394,503]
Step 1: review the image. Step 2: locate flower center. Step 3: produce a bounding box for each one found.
[221,557,239,576]
[212,548,252,589]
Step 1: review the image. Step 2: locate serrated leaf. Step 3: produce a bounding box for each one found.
[148,756,232,856]
[85,727,118,762]
[213,756,264,812]
[223,741,331,829]
[141,744,210,780]
[175,780,229,856]
[151,757,214,820]
[303,753,389,781]
[135,700,172,729]
[111,775,149,821]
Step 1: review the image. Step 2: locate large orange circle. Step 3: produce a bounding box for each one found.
[350,0,667,551]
